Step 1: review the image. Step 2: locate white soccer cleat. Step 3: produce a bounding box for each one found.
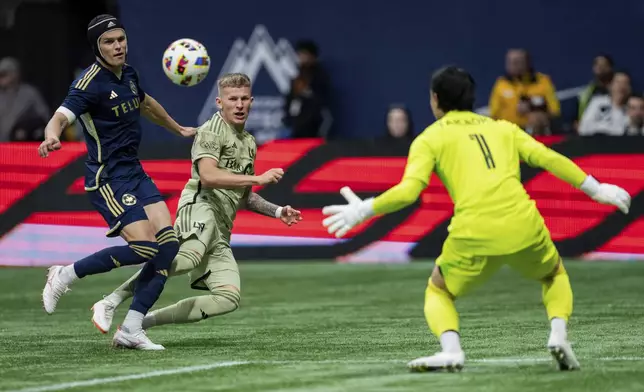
[91,298,117,334]
[112,326,165,351]
[547,334,580,371]
[42,265,70,314]
[407,351,465,372]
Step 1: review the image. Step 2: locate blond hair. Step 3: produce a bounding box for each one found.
[217,73,251,93]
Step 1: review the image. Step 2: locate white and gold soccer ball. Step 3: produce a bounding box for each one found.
[162,38,210,87]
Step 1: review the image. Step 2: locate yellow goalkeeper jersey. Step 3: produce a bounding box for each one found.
[373,111,587,255]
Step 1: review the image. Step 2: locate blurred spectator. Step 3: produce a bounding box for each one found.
[577,54,614,120]
[625,94,644,135]
[282,74,325,138]
[488,49,560,134]
[0,0,20,29]
[578,71,631,136]
[282,40,332,138]
[0,57,49,141]
[294,40,330,106]
[384,104,414,141]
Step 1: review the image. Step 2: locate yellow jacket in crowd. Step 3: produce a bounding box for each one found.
[488,72,560,128]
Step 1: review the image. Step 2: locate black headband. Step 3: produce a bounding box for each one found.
[87,15,126,66]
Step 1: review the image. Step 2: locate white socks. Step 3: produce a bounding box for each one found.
[551,317,567,338]
[59,265,78,286]
[122,310,145,332]
[440,331,462,353]
[437,322,565,355]
[104,291,127,306]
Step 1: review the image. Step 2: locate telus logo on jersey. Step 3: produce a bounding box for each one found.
[111,97,140,117]
[198,25,299,143]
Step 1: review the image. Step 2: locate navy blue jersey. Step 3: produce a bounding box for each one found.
[58,62,147,191]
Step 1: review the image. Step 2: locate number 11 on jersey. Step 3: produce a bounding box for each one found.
[470,134,496,169]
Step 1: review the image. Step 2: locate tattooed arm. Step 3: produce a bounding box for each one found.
[244,191,303,225]
[245,191,281,218]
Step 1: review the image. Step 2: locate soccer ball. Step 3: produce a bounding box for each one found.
[162,38,210,87]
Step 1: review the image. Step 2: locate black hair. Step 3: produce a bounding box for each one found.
[384,104,414,140]
[595,54,614,67]
[431,66,476,112]
[295,40,319,57]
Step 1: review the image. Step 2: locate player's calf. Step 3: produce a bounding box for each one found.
[142,286,240,329]
[42,241,159,315]
[540,261,579,370]
[68,240,159,280]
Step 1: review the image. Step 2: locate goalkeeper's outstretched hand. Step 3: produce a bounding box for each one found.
[322,187,374,238]
[580,176,631,214]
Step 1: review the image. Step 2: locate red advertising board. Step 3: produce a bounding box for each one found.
[0,136,642,265]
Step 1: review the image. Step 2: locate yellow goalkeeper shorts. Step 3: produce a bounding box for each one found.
[435,227,560,298]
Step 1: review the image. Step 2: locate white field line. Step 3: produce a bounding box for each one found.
[8,356,644,392]
[7,361,248,392]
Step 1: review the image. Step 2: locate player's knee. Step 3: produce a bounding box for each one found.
[124,240,160,266]
[210,285,240,314]
[428,265,459,298]
[154,227,179,270]
[542,258,566,283]
[430,265,450,292]
[172,249,203,275]
[198,294,239,321]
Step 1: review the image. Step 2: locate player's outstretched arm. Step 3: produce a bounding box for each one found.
[514,126,631,214]
[245,192,302,226]
[140,93,195,137]
[322,137,434,238]
[38,112,68,157]
[197,158,283,189]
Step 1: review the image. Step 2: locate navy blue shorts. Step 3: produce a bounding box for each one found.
[88,173,164,237]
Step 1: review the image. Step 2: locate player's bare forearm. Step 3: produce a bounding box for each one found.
[44,112,68,140]
[372,179,425,215]
[245,192,280,217]
[198,160,260,189]
[141,93,182,135]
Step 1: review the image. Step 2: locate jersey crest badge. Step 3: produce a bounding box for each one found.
[129,80,138,96]
[122,194,137,206]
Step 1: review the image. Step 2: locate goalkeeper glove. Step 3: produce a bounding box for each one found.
[580,175,631,214]
[322,187,375,238]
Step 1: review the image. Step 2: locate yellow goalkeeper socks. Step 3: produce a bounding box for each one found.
[425,281,461,352]
[542,262,573,323]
